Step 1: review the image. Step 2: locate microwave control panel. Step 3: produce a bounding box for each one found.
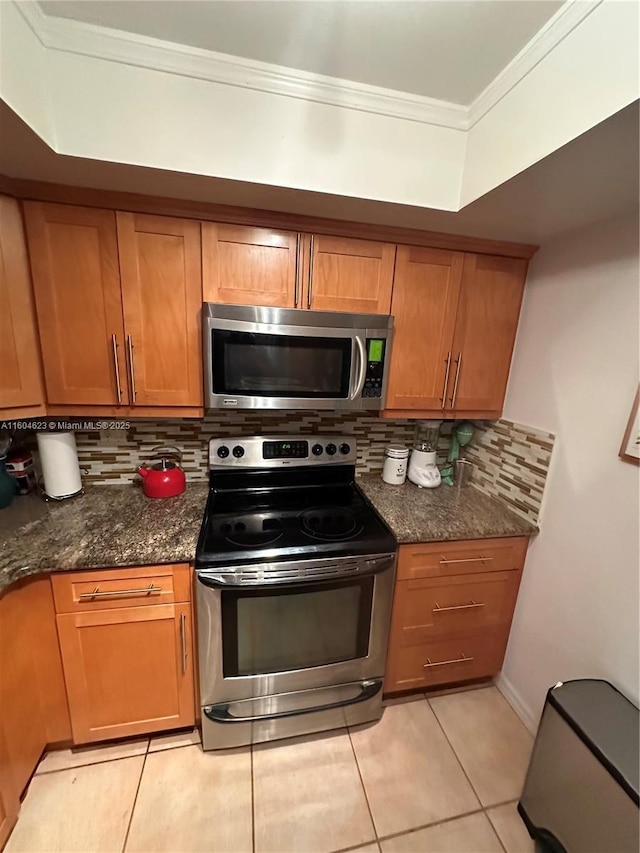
[362,339,386,398]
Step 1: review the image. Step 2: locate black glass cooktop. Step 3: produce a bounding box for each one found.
[196,466,396,568]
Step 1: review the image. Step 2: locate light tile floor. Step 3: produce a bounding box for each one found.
[6,686,535,853]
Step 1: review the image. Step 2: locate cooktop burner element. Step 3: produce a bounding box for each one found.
[196,435,396,571]
[300,507,362,541]
[218,516,284,548]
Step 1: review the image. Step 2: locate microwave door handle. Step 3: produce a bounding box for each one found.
[350,336,367,400]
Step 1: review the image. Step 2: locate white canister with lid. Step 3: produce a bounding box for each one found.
[382,445,410,485]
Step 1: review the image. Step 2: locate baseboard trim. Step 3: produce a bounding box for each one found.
[495,672,538,735]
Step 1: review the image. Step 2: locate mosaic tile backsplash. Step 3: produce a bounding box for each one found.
[466,419,555,525]
[74,412,418,484]
[70,413,553,525]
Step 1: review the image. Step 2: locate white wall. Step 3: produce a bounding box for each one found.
[499,212,640,730]
[461,0,640,206]
[2,0,638,213]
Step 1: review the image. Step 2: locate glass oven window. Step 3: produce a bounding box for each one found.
[221,577,374,677]
[212,331,351,398]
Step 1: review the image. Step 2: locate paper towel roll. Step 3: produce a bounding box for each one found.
[36,432,83,499]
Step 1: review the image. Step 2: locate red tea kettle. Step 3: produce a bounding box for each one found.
[138,446,186,498]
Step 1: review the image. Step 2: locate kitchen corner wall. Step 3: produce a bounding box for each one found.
[498,211,640,732]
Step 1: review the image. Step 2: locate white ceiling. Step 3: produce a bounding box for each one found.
[1,99,637,246]
[37,0,564,105]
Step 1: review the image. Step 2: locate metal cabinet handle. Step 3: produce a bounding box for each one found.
[111,334,123,404]
[439,556,492,565]
[449,352,462,407]
[433,600,485,613]
[127,335,137,401]
[350,336,367,401]
[79,583,162,600]
[307,235,315,309]
[180,612,188,675]
[423,653,473,668]
[293,234,301,308]
[440,351,451,407]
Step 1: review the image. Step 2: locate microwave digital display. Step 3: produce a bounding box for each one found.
[368,340,384,363]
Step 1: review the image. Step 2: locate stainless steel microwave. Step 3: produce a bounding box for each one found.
[203,303,393,411]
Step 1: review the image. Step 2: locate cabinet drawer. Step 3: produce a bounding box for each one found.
[392,571,521,644]
[397,537,528,581]
[385,633,506,693]
[51,564,191,613]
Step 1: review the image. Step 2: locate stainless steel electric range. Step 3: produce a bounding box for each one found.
[195,435,397,750]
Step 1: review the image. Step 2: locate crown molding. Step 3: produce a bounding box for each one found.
[17,0,604,135]
[16,1,468,130]
[467,0,604,127]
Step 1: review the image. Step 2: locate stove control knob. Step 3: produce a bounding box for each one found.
[339,443,351,455]
[232,445,245,458]
[217,445,230,459]
[311,444,323,456]
[326,443,337,456]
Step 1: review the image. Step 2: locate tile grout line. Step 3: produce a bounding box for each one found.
[37,749,150,776]
[120,742,150,853]
[345,727,380,848]
[372,805,486,847]
[425,697,509,853]
[483,806,509,853]
[425,696,486,808]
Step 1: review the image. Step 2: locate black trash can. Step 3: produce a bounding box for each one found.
[519,679,639,853]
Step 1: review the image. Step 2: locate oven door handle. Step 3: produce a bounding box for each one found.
[203,678,382,724]
[196,554,396,588]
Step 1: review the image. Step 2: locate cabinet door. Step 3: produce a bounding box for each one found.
[57,603,195,744]
[446,254,527,415]
[0,722,19,850]
[0,197,45,413]
[385,246,463,411]
[202,223,299,308]
[23,202,127,406]
[117,213,202,407]
[0,582,48,800]
[306,235,395,314]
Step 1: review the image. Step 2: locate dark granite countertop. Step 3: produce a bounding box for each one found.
[0,483,209,593]
[357,474,538,543]
[0,474,537,595]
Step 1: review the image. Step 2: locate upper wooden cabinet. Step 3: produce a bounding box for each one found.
[385,246,463,411]
[0,196,45,415]
[117,213,202,407]
[24,202,126,407]
[202,223,299,308]
[384,250,527,419]
[24,202,203,413]
[202,227,396,315]
[445,254,527,414]
[305,235,395,314]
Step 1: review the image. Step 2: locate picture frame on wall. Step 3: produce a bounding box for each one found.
[619,386,640,465]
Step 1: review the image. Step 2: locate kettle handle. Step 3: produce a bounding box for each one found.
[151,445,183,461]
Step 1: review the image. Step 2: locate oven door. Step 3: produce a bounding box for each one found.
[204,318,368,410]
[196,557,395,707]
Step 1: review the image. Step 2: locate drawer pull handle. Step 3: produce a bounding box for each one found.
[433,600,485,613]
[424,653,473,668]
[180,612,188,675]
[79,583,163,600]
[438,556,493,565]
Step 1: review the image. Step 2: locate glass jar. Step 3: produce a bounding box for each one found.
[382,445,409,485]
[415,420,442,452]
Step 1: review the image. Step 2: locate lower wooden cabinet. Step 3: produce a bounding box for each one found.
[52,565,195,744]
[385,538,528,694]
